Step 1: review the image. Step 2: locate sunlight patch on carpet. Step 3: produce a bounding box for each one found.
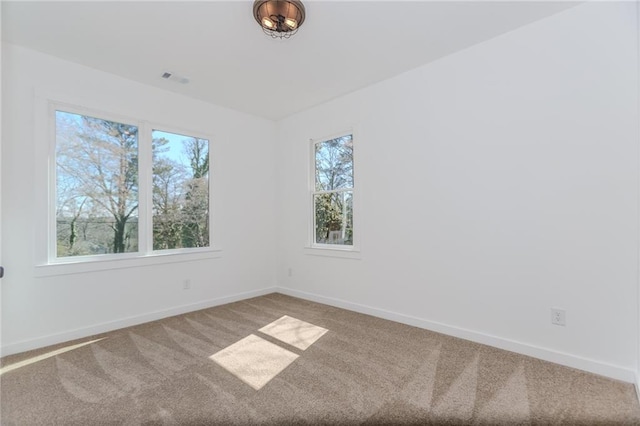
[258,315,328,350]
[209,334,298,390]
[0,338,107,376]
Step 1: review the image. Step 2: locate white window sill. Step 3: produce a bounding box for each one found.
[34,249,223,277]
[303,245,362,259]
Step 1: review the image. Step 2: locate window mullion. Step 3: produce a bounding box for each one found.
[313,188,351,196]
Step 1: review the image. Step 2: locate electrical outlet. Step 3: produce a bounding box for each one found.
[183,279,191,290]
[551,308,566,326]
[288,268,293,277]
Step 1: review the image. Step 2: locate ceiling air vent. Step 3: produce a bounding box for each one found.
[161,71,189,84]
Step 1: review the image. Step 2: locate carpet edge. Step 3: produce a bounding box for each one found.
[274,286,636,384]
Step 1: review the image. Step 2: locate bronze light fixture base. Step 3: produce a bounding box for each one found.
[253,0,306,39]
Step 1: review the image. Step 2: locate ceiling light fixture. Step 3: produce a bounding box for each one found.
[253,0,306,39]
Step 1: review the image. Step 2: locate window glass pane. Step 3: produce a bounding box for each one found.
[314,191,353,245]
[55,111,139,257]
[315,135,353,191]
[152,130,209,250]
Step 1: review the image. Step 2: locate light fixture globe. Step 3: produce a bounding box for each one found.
[253,0,306,39]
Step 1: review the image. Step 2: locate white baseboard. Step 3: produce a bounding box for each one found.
[0,287,278,357]
[4,284,636,385]
[275,287,637,384]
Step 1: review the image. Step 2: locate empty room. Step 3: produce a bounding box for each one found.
[1,0,640,424]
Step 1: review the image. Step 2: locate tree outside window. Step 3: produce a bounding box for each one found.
[55,110,210,259]
[313,134,353,246]
[152,130,209,251]
[56,111,139,256]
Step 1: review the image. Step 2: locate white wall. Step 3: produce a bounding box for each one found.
[276,2,639,381]
[0,4,4,352]
[636,0,640,399]
[1,44,278,355]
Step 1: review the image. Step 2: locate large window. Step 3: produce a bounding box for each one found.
[53,106,211,262]
[312,134,354,247]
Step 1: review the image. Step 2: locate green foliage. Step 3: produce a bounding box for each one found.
[57,216,138,256]
[314,192,353,245]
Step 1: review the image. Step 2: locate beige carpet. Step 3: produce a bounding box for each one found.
[1,293,639,425]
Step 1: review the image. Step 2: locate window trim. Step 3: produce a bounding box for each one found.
[306,129,360,258]
[35,97,221,275]
[34,248,220,277]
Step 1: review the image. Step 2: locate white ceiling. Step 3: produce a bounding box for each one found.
[2,1,577,121]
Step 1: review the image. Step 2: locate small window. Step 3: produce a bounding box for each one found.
[55,111,139,257]
[312,134,354,246]
[152,130,210,250]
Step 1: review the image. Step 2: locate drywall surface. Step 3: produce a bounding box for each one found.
[1,44,278,354]
[637,0,640,399]
[276,2,639,380]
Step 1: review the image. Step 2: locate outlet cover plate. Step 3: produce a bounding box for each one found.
[551,308,566,326]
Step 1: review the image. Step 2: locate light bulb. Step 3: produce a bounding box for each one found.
[262,17,275,29]
[284,18,297,30]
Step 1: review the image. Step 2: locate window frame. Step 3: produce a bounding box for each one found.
[147,124,215,255]
[35,98,221,276]
[307,129,360,257]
